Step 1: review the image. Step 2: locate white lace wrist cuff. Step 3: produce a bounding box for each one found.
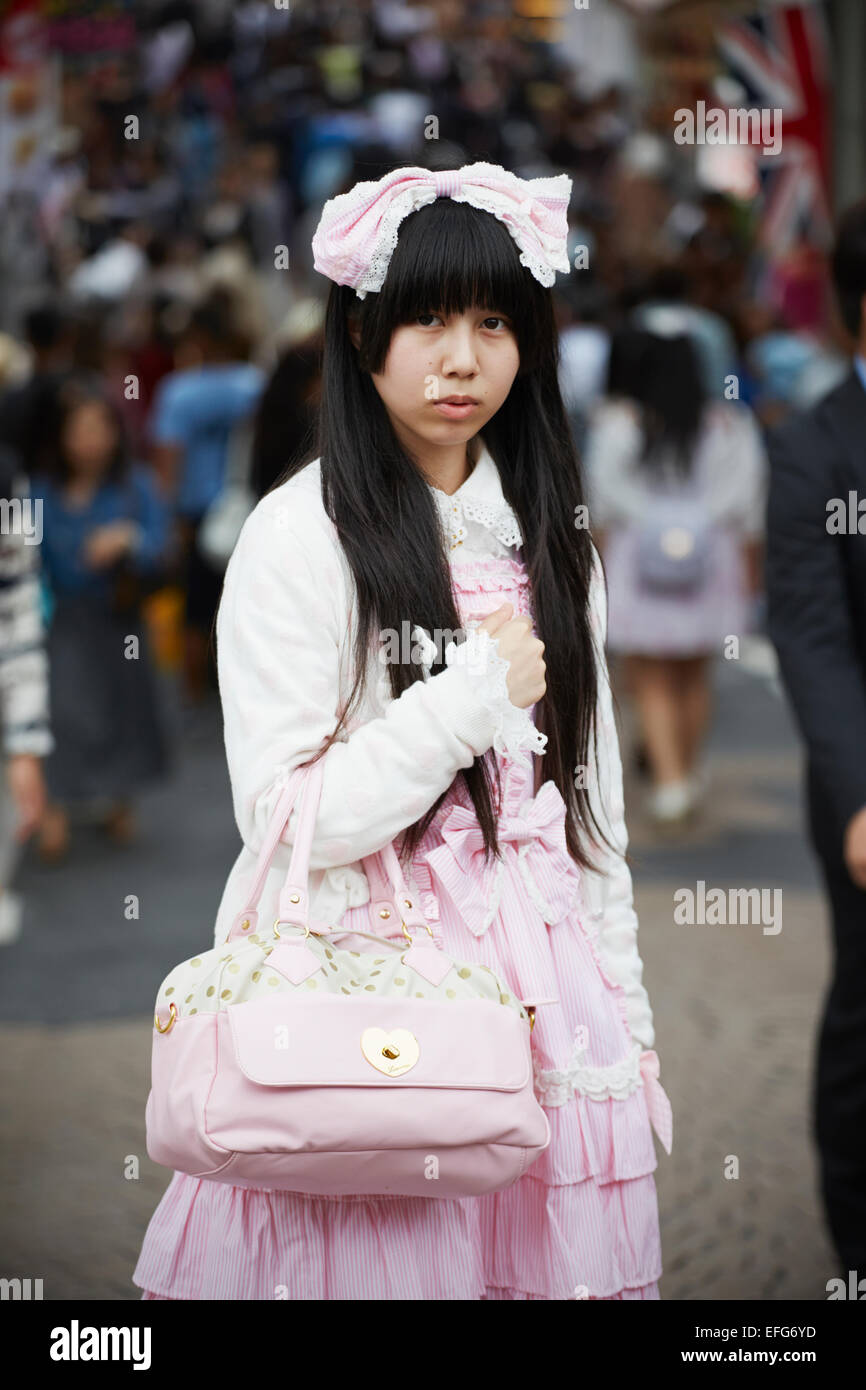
[444,626,548,760]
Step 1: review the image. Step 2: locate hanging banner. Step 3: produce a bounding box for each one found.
[716,3,832,255]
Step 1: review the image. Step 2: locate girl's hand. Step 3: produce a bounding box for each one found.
[478,602,546,709]
[82,520,138,570]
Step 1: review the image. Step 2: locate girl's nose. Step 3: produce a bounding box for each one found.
[440,325,478,378]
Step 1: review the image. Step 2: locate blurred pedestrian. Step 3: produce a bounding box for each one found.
[31,375,171,859]
[149,289,264,702]
[0,444,52,944]
[555,280,611,455]
[585,328,766,823]
[738,301,846,429]
[248,298,324,499]
[0,302,74,478]
[631,265,738,398]
[766,197,866,1277]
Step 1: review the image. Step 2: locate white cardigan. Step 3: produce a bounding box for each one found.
[212,444,655,1049]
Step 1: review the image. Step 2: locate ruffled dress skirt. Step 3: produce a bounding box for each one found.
[133,555,667,1300]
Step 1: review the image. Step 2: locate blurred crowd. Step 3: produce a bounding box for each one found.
[0,0,854,910]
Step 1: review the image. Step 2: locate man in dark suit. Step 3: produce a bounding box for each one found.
[766,198,866,1277]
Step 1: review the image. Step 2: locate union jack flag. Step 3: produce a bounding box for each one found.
[716,2,832,254]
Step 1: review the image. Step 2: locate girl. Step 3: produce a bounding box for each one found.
[584,328,766,824]
[32,375,171,857]
[134,164,672,1301]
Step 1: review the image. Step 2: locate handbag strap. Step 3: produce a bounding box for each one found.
[275,755,326,926]
[359,841,427,935]
[226,760,428,943]
[227,767,306,941]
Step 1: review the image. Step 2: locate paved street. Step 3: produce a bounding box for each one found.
[0,649,841,1300]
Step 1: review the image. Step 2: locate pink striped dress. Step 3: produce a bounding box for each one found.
[134,550,667,1300]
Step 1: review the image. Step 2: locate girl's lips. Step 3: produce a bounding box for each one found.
[432,400,479,419]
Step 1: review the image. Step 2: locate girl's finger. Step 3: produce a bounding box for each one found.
[478,603,513,634]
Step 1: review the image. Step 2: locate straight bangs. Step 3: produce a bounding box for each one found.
[356,199,548,374]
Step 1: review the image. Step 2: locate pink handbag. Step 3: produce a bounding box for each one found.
[146,759,552,1198]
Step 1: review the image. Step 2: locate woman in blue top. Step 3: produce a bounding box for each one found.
[32,375,172,858]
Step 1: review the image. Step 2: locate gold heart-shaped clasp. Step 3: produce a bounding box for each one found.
[360,1026,420,1077]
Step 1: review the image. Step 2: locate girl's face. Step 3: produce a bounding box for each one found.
[367,306,520,463]
[61,401,118,478]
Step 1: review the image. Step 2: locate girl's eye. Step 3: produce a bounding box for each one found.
[416,312,443,327]
[482,316,509,331]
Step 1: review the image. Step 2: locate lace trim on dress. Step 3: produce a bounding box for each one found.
[432,487,523,552]
[534,1038,645,1108]
[515,842,559,922]
[444,626,547,760]
[451,565,530,599]
[451,555,529,580]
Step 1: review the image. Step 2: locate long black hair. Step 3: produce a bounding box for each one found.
[282,197,611,870]
[606,327,706,475]
[37,371,130,487]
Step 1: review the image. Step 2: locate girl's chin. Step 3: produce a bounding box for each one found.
[385,408,488,453]
[418,415,487,442]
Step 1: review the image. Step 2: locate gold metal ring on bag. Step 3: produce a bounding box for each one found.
[155,1002,178,1034]
[526,1006,536,1033]
[400,918,435,945]
[273,918,311,941]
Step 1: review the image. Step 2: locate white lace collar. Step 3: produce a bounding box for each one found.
[428,440,523,552]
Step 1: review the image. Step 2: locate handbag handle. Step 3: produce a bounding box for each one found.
[226,760,429,942]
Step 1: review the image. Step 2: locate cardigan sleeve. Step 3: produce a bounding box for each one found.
[580,546,655,1050]
[216,490,508,870]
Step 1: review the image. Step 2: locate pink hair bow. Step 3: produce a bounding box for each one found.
[311,161,572,298]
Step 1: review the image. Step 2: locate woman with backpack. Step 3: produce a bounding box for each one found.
[584,328,766,825]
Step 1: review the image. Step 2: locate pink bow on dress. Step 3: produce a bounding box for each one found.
[424,781,582,937]
[639,1049,673,1155]
[311,162,572,297]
